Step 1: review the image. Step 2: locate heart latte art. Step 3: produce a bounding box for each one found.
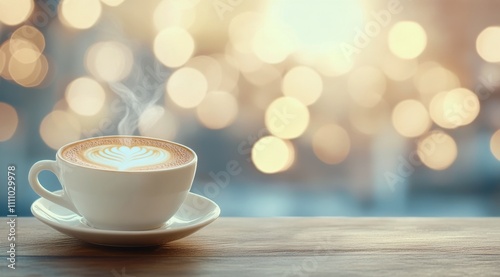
[84,145,170,171]
[61,137,195,171]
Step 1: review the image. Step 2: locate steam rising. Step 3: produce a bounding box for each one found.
[110,60,169,135]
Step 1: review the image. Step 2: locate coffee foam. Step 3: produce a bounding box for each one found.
[61,137,194,171]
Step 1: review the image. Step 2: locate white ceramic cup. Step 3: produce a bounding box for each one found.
[29,136,197,231]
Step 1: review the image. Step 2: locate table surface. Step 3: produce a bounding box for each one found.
[1,217,500,276]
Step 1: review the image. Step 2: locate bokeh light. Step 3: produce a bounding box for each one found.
[414,62,460,97]
[429,88,480,129]
[381,54,418,81]
[229,47,264,74]
[0,45,5,75]
[0,40,12,80]
[229,12,263,54]
[10,25,45,64]
[65,77,106,116]
[154,27,195,68]
[270,0,363,53]
[153,0,197,31]
[212,54,240,93]
[40,110,81,150]
[476,26,500,63]
[85,41,133,82]
[0,0,33,26]
[166,67,207,108]
[242,62,281,86]
[388,21,427,59]
[443,88,480,127]
[417,131,457,170]
[282,66,323,106]
[392,99,431,138]
[138,105,177,140]
[265,97,310,139]
[8,51,37,82]
[490,130,500,160]
[9,52,48,87]
[196,91,238,129]
[348,66,386,107]
[429,91,456,129]
[100,0,125,7]
[185,55,222,91]
[252,136,293,174]
[312,124,351,164]
[252,23,294,64]
[314,50,353,77]
[0,102,18,141]
[60,0,102,30]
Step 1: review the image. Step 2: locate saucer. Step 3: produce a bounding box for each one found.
[31,191,220,247]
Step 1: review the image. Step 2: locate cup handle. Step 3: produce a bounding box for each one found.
[29,160,80,215]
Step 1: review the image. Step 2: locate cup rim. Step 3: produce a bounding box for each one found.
[56,135,197,173]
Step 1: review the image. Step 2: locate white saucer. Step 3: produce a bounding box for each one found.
[31,191,220,247]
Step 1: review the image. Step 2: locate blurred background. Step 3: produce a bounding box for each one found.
[1,0,500,217]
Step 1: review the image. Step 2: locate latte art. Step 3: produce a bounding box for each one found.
[60,136,195,171]
[84,145,170,171]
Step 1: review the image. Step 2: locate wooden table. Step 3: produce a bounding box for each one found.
[1,217,500,276]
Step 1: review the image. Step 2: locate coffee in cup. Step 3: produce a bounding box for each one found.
[29,136,197,231]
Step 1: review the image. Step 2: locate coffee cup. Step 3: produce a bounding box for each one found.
[29,135,197,231]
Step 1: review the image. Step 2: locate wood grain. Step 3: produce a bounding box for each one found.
[1,217,500,276]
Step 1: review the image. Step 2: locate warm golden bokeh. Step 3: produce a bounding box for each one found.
[138,105,177,140]
[40,110,81,150]
[196,91,238,129]
[414,62,460,97]
[314,50,353,77]
[348,66,386,107]
[185,55,222,91]
[153,0,197,31]
[65,77,106,116]
[476,26,500,63]
[252,136,293,174]
[312,124,351,165]
[490,130,500,160]
[60,0,102,30]
[0,0,33,26]
[429,91,456,129]
[443,88,480,127]
[388,21,427,59]
[10,25,45,64]
[154,27,194,68]
[392,99,431,138]
[417,131,458,170]
[269,0,363,54]
[0,44,5,75]
[415,62,461,109]
[381,54,418,81]
[252,23,294,64]
[229,12,263,54]
[429,88,480,129]
[212,54,240,93]
[282,66,323,106]
[241,61,280,86]
[0,40,12,80]
[166,67,207,108]
[9,52,48,87]
[265,97,310,139]
[85,41,133,82]
[0,102,18,141]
